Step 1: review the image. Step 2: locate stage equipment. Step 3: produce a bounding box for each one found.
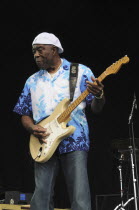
[0,204,70,210]
[127,92,139,210]
[5,191,32,205]
[111,92,138,210]
[112,138,139,161]
[96,194,134,210]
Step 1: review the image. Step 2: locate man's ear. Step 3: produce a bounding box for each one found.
[52,46,58,55]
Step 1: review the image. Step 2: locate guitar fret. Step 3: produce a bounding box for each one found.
[58,89,89,123]
[58,73,107,123]
[98,73,106,82]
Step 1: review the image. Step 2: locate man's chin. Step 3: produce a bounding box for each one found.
[37,63,45,70]
[36,62,48,70]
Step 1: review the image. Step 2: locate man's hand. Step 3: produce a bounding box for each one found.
[21,115,50,143]
[86,76,104,97]
[31,124,50,143]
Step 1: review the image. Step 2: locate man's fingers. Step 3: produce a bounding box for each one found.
[35,127,47,133]
[34,131,50,137]
[95,79,104,88]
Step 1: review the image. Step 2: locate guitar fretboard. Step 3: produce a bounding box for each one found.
[57,71,107,123]
[57,55,129,123]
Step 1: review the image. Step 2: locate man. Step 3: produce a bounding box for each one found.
[13,32,105,210]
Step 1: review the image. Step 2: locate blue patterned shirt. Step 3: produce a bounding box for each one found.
[13,58,95,154]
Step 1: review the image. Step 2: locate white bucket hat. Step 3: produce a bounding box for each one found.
[32,32,64,54]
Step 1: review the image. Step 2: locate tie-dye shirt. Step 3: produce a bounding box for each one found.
[13,58,95,154]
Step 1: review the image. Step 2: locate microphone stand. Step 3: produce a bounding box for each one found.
[128,93,139,210]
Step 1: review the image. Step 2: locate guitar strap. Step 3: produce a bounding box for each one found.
[69,63,79,102]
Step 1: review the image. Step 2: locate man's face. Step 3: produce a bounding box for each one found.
[32,44,54,69]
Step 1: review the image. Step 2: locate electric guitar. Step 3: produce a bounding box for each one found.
[29,55,130,163]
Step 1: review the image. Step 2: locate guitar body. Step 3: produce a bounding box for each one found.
[29,98,76,163]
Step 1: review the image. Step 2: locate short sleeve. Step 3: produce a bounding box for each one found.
[13,82,32,116]
[80,65,95,104]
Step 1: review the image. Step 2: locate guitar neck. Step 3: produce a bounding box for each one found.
[57,55,130,123]
[57,71,107,123]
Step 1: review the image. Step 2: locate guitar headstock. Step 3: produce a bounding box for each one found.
[104,55,130,76]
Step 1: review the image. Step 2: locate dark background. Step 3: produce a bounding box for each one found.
[1,0,139,209]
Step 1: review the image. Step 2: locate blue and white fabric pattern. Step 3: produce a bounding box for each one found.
[13,58,95,154]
